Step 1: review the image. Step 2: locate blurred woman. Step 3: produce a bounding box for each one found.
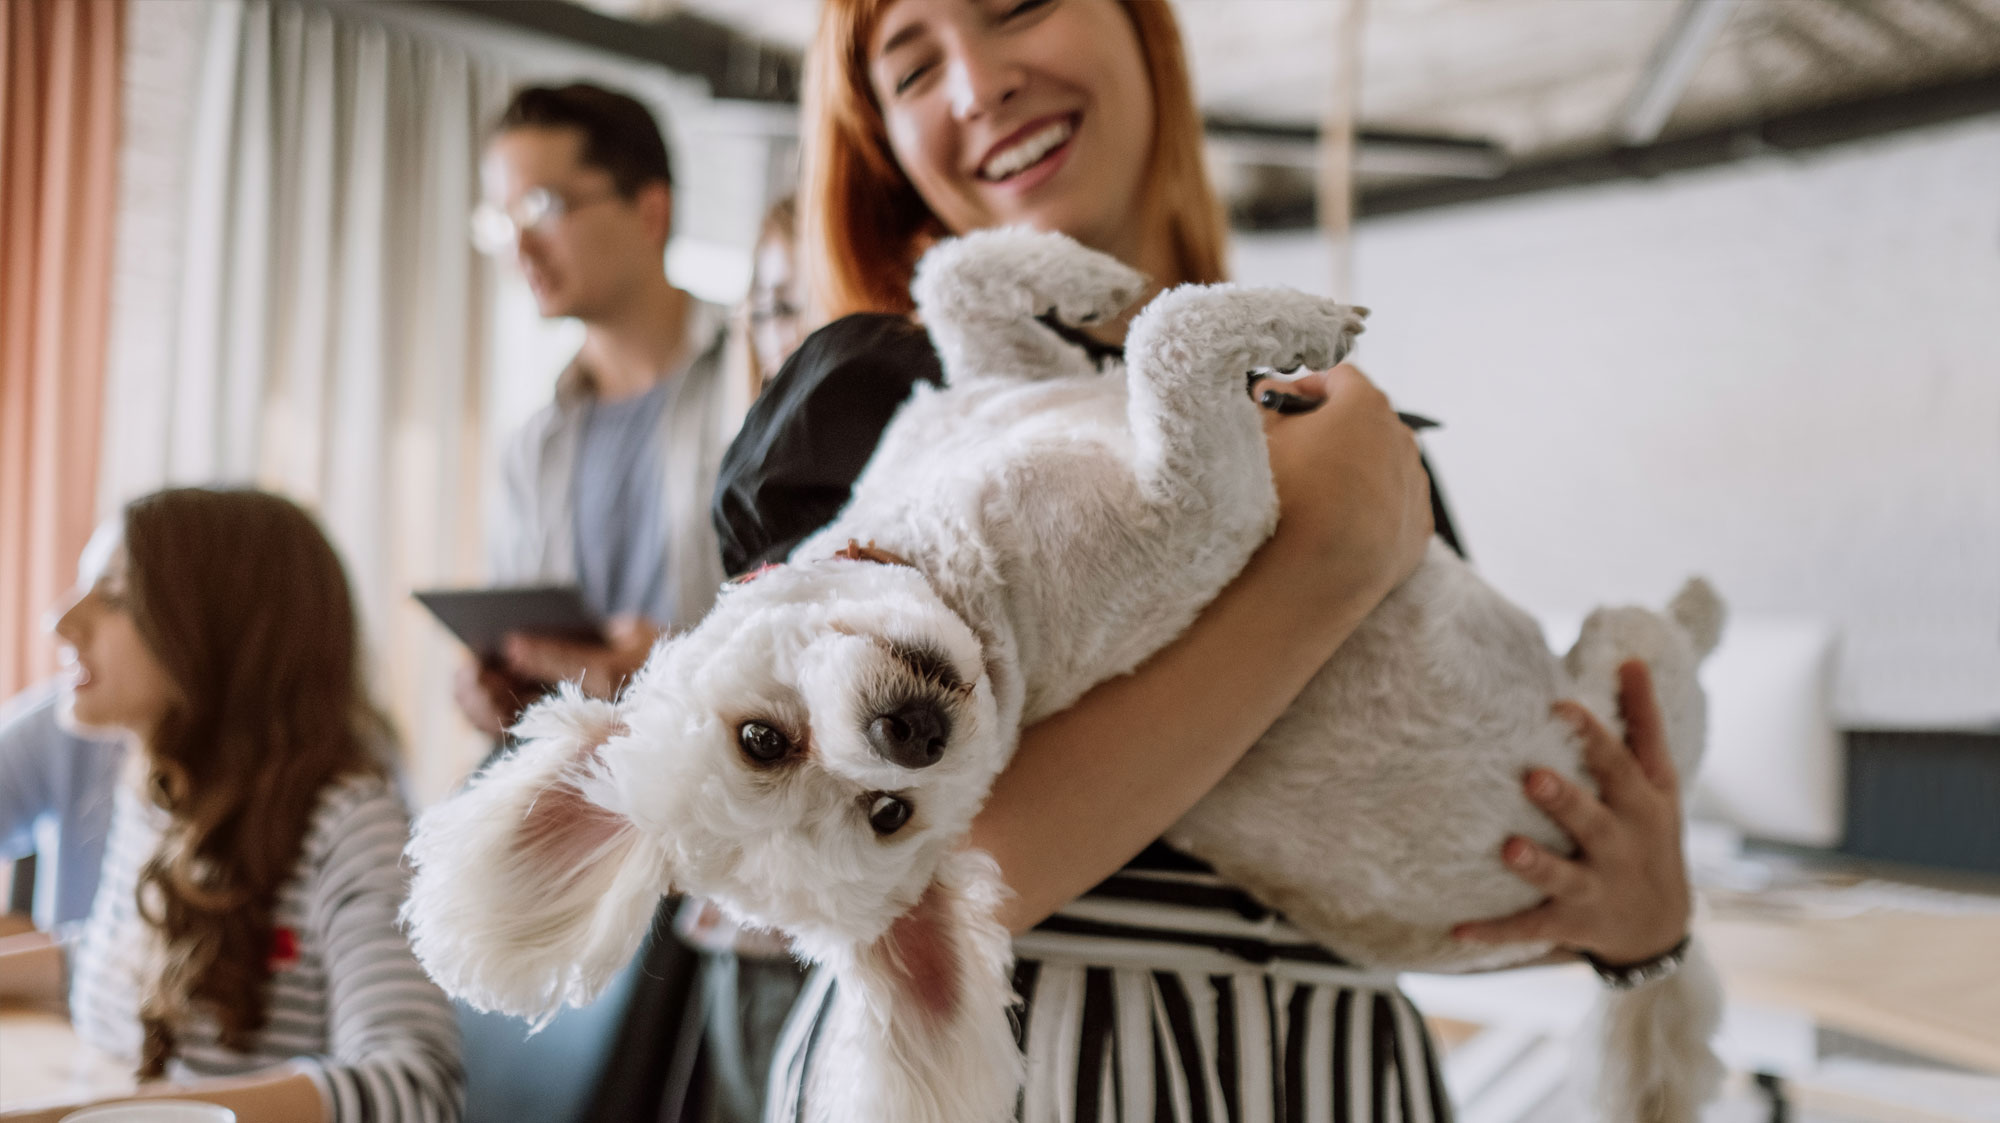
[0,488,462,1123]
[745,195,807,398]
[719,196,809,434]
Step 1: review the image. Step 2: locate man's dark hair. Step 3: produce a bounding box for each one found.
[494,83,674,196]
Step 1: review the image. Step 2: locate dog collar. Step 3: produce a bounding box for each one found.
[725,540,914,588]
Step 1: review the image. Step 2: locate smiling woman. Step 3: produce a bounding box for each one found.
[801,0,1224,322]
[708,0,1704,1120]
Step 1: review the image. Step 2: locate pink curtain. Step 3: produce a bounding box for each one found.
[0,0,123,696]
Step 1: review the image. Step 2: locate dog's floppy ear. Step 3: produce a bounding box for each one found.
[403,686,669,1025]
[819,850,1024,1122]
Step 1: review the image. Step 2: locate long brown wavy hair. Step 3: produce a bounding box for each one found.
[119,488,390,1077]
[800,0,1228,322]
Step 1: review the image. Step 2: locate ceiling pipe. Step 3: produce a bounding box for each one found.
[1318,0,1368,300]
[1204,120,1507,180]
[1618,0,1742,146]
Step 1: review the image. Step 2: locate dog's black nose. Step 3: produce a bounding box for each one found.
[867,703,949,769]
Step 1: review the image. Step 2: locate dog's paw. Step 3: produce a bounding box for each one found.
[1131,285,1368,374]
[913,227,1149,327]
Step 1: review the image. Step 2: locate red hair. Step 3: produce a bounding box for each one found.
[800,0,1227,322]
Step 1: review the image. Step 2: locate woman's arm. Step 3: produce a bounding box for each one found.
[970,366,1437,933]
[0,1068,326,1123]
[298,786,464,1123]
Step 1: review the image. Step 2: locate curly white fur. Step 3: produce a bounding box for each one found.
[405,228,1726,1122]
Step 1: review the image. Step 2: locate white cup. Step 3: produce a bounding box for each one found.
[60,1102,236,1123]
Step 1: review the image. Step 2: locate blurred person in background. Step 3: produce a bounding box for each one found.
[460,81,787,1123]
[744,196,807,402]
[0,487,461,1123]
[0,675,124,935]
[456,82,733,737]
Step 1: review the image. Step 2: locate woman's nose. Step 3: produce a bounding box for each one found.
[48,595,85,641]
[945,43,1022,122]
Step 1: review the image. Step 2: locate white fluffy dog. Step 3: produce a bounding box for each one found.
[405,229,1725,1122]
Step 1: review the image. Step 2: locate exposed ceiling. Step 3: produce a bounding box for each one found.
[536,0,1999,220]
[578,0,2000,155]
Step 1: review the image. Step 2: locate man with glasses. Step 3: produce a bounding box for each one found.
[455,82,744,1123]
[458,83,733,738]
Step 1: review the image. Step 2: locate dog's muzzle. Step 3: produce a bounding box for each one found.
[868,702,950,769]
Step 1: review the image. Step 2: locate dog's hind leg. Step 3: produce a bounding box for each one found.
[1122,285,1367,515]
[911,227,1149,385]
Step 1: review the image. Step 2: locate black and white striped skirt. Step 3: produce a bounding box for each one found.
[767,851,1454,1123]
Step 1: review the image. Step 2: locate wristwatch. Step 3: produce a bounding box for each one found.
[1584,934,1691,990]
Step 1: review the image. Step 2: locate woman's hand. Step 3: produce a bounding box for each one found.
[451,661,538,736]
[501,614,664,699]
[1259,365,1433,611]
[1453,660,1693,966]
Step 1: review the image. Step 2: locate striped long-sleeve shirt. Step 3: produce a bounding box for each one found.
[771,843,1453,1123]
[68,771,464,1122]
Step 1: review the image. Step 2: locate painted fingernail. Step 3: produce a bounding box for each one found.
[1529,772,1559,800]
[1506,840,1534,868]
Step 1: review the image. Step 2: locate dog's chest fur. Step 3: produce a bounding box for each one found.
[798,366,1275,727]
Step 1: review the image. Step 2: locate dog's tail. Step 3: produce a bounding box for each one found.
[402,686,667,1027]
[1668,576,1725,660]
[1585,939,1727,1123]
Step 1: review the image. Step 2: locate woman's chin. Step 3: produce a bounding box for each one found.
[57,695,124,739]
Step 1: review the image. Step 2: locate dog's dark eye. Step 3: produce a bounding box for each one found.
[868,794,912,836]
[738,721,791,764]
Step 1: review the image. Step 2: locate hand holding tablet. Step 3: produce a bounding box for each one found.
[413,585,606,666]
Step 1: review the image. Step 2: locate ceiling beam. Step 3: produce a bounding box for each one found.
[1363,68,2000,218]
[1618,0,1743,146]
[1916,0,2000,41]
[1205,119,1508,180]
[1826,0,1949,64]
[417,0,800,102]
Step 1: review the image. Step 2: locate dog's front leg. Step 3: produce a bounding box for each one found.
[1122,286,1367,517]
[911,227,1150,385]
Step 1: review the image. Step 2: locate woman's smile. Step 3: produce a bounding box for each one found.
[973,112,1077,187]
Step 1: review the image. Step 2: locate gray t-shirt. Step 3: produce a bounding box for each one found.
[571,377,678,623]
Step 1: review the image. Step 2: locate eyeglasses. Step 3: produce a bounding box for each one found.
[469,187,617,255]
[749,297,802,326]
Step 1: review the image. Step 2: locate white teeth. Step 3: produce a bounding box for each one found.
[979,120,1073,182]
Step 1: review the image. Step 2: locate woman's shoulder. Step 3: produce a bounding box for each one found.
[764,313,939,415]
[714,313,945,574]
[300,769,409,868]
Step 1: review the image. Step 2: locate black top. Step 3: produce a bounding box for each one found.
[712,312,1464,577]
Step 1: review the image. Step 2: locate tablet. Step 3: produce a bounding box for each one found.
[414,585,606,663]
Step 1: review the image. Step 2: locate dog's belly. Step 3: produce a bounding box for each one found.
[1165,546,1588,971]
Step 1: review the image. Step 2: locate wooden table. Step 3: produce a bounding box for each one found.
[1702,905,2000,1075]
[0,1002,135,1114]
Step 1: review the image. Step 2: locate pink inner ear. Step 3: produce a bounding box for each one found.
[514,743,630,888]
[878,880,963,1027]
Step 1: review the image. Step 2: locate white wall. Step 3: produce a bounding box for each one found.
[1233,115,2000,728]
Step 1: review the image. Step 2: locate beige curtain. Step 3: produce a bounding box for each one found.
[0,0,123,698]
[96,0,516,800]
